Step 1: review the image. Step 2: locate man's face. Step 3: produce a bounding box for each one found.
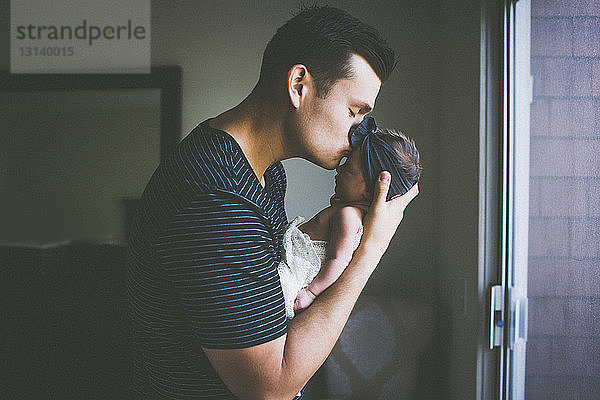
[290,54,382,169]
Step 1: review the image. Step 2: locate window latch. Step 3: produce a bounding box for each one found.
[489,285,504,349]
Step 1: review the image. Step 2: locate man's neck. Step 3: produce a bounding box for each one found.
[210,90,287,184]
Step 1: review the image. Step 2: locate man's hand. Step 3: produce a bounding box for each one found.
[360,171,419,257]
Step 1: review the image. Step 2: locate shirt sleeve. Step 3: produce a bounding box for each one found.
[154,191,288,349]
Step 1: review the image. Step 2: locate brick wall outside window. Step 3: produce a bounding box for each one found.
[527,1,600,399]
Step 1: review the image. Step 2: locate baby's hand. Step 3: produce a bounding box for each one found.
[294,288,317,311]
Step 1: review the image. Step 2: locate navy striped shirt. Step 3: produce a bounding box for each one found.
[127,120,289,399]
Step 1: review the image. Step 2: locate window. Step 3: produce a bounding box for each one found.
[500,0,600,398]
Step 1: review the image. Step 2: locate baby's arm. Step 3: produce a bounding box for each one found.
[295,206,363,310]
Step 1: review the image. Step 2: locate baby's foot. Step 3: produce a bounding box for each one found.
[294,288,317,311]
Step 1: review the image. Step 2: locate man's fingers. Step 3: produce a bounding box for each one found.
[404,183,419,203]
[372,171,391,207]
[391,183,419,209]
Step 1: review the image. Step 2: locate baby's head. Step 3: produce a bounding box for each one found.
[334,117,421,203]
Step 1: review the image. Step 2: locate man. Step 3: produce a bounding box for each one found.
[127,5,418,399]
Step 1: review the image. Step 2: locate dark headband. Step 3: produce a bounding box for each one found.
[349,116,415,201]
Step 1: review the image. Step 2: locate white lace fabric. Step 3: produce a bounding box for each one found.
[278,216,362,319]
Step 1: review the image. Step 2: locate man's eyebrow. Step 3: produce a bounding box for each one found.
[353,102,373,114]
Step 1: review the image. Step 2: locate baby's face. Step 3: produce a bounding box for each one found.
[333,150,369,203]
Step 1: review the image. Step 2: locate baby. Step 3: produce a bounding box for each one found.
[278,116,422,318]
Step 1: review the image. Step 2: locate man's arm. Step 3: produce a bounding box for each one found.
[203,172,418,400]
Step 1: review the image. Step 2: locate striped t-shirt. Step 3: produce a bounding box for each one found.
[127,120,289,399]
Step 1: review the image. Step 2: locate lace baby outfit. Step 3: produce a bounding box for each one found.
[277,216,362,319]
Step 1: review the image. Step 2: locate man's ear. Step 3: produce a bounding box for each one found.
[288,64,309,109]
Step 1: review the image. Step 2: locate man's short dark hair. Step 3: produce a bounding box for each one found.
[259,5,396,98]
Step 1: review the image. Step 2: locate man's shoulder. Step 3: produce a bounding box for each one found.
[133,122,248,228]
[178,121,240,170]
[160,120,249,193]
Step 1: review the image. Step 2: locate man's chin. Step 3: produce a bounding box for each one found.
[324,155,346,170]
[302,156,338,170]
[325,160,341,170]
